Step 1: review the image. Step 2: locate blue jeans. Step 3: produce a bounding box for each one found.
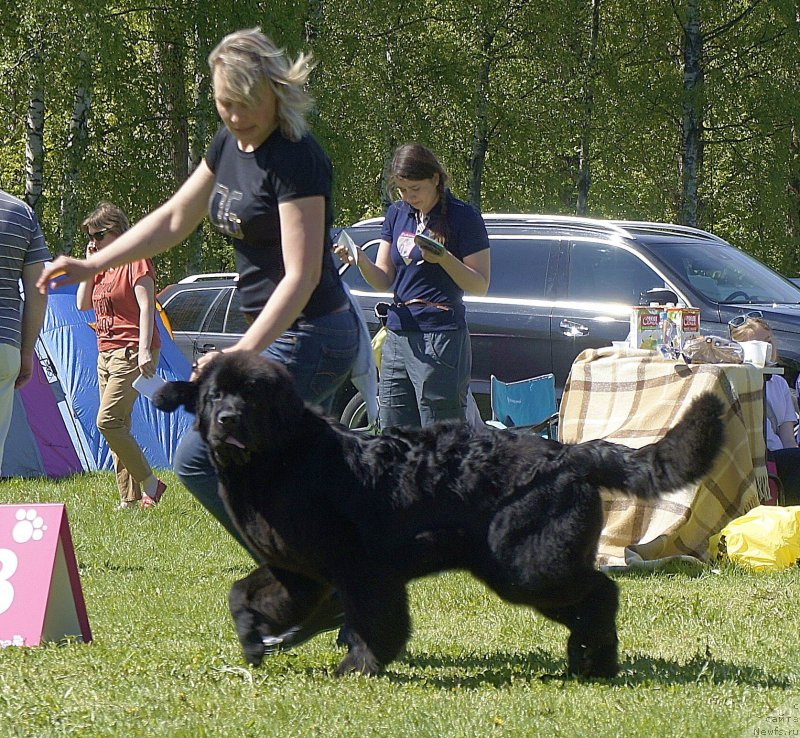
[174,306,359,559]
[378,327,471,429]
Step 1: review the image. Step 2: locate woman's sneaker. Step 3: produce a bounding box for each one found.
[141,479,167,508]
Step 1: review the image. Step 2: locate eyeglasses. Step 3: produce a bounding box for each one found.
[728,310,763,328]
[87,229,109,242]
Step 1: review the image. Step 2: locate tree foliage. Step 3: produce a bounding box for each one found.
[0,0,798,284]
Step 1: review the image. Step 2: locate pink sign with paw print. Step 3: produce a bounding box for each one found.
[0,504,92,646]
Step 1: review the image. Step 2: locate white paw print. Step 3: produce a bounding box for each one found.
[12,509,47,543]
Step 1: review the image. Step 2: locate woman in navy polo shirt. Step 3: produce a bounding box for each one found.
[339,144,491,428]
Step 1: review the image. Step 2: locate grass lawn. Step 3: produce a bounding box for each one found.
[0,472,797,737]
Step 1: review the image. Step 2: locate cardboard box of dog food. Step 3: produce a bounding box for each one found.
[630,306,701,351]
[666,307,701,350]
[630,306,662,350]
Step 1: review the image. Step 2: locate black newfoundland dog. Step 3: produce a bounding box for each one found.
[155,351,723,678]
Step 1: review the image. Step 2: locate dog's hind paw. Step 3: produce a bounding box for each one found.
[567,640,619,679]
[335,649,383,677]
[335,625,356,649]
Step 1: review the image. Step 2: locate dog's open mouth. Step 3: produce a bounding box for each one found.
[225,435,247,449]
[210,433,252,466]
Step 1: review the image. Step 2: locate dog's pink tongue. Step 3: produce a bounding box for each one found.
[225,436,246,449]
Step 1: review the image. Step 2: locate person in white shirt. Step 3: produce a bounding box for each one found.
[730,315,799,504]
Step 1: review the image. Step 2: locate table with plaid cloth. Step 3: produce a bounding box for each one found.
[558,346,768,569]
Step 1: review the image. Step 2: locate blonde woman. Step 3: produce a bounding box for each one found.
[730,313,800,503]
[39,29,359,538]
[76,202,166,509]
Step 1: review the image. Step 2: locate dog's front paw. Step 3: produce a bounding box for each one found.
[242,646,266,667]
[567,637,619,679]
[335,649,383,677]
[236,631,267,667]
[242,642,267,667]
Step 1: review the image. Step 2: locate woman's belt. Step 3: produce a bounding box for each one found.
[395,299,453,312]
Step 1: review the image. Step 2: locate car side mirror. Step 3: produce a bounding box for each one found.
[639,287,679,305]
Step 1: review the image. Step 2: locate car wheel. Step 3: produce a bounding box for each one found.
[340,392,371,430]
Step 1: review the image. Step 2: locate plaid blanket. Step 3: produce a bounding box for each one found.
[559,346,767,568]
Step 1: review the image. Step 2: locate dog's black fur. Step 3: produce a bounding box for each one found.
[155,352,724,678]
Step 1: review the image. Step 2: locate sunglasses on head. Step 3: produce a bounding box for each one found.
[728,310,763,328]
[87,228,109,242]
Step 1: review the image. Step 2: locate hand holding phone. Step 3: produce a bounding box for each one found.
[414,233,446,257]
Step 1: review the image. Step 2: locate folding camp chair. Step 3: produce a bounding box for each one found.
[486,373,559,438]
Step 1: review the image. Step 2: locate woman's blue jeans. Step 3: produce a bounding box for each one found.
[174,306,359,560]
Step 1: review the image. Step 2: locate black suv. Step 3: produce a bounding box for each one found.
[159,215,800,422]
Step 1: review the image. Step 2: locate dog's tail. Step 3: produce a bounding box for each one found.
[566,392,725,499]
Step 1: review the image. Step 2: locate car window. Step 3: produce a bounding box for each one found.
[198,288,250,334]
[341,236,554,300]
[651,240,800,304]
[486,237,554,299]
[567,242,664,305]
[225,290,249,333]
[162,288,225,331]
[204,290,231,333]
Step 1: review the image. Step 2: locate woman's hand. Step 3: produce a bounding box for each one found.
[419,246,447,265]
[15,351,34,390]
[191,350,222,379]
[333,241,359,266]
[333,229,361,267]
[37,255,99,293]
[138,347,156,378]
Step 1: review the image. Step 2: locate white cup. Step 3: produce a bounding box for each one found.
[739,340,771,367]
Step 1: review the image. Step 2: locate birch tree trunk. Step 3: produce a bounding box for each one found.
[787,0,800,261]
[25,51,45,212]
[305,0,324,41]
[379,17,402,211]
[576,0,601,216]
[154,22,190,278]
[184,54,211,276]
[59,52,92,256]
[790,124,800,237]
[467,29,493,210]
[680,0,704,227]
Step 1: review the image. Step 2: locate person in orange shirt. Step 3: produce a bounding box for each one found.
[76,202,166,509]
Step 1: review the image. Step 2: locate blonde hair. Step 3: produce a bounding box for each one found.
[81,201,129,235]
[729,316,773,343]
[209,28,315,142]
[730,316,779,361]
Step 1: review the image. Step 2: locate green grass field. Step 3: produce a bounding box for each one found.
[0,472,797,737]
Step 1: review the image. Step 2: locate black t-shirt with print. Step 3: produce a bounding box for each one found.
[205,125,346,319]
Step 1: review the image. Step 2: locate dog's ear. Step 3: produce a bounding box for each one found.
[153,381,199,414]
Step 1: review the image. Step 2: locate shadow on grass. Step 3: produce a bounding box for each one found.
[618,651,791,689]
[365,648,792,690]
[607,561,710,579]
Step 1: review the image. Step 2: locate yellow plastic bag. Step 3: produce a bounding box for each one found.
[371,326,388,368]
[712,505,800,571]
